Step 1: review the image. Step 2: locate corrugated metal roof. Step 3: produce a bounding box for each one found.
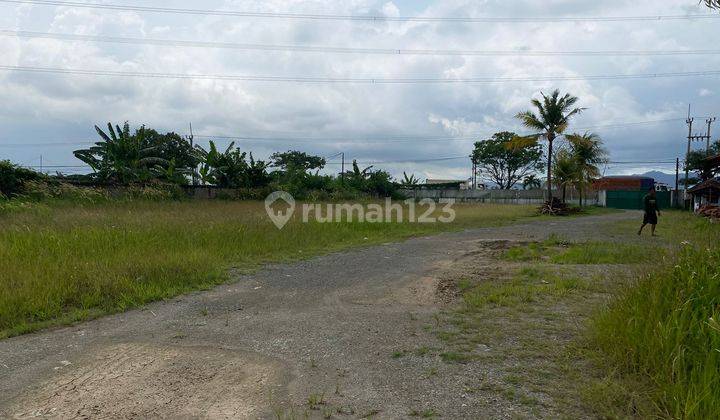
[688,178,720,194]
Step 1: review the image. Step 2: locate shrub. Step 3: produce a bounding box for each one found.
[21,180,109,202]
[0,160,44,198]
[124,182,185,201]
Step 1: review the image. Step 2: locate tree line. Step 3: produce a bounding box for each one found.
[471,89,608,206]
[1,122,418,199]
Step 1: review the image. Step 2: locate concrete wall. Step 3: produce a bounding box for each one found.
[400,188,599,205]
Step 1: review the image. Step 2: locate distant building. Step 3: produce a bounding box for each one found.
[688,178,720,210]
[593,176,670,209]
[425,179,471,190]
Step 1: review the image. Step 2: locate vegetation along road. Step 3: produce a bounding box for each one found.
[2,208,716,418]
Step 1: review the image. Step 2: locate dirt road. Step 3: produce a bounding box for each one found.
[0,211,638,419]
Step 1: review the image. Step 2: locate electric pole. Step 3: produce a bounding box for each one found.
[684,113,716,208]
[706,117,716,152]
[675,157,679,208]
[189,122,196,185]
[341,152,345,186]
[685,115,693,207]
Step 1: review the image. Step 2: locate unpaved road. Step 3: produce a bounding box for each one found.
[0,211,638,419]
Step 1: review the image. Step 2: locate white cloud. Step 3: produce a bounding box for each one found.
[0,0,717,178]
[700,88,714,97]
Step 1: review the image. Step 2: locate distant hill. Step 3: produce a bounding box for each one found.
[631,171,677,186]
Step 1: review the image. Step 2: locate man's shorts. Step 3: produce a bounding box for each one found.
[643,212,658,225]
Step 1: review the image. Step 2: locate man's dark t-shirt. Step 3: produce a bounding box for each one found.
[643,194,659,225]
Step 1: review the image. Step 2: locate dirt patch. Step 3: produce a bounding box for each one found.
[428,238,636,418]
[435,240,520,302]
[5,343,288,419]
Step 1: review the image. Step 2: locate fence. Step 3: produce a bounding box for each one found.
[400,188,599,205]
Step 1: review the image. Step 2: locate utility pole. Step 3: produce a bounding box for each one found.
[473,161,478,189]
[675,157,679,208]
[39,154,43,174]
[685,115,694,207]
[706,117,716,152]
[189,122,196,185]
[341,152,345,186]
[684,112,716,208]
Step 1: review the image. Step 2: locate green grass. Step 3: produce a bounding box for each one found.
[0,199,538,338]
[551,242,664,264]
[462,266,590,309]
[504,234,662,265]
[587,212,720,418]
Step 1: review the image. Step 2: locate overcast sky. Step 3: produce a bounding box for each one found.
[0,0,718,181]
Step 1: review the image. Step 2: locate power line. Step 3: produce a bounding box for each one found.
[26,159,681,170]
[0,117,700,148]
[3,29,719,57]
[2,64,720,84]
[2,0,718,23]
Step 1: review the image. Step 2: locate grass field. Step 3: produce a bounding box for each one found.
[0,199,551,338]
[587,212,720,418]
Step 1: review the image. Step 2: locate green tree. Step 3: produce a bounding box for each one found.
[686,140,720,181]
[471,131,543,189]
[365,170,396,197]
[522,174,542,190]
[566,132,608,206]
[701,0,719,9]
[246,153,271,187]
[269,150,326,194]
[553,150,579,203]
[73,122,168,184]
[270,151,326,174]
[513,90,585,199]
[142,129,200,174]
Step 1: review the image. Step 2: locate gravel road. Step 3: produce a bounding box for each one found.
[0,211,638,419]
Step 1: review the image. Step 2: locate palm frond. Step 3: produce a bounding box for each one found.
[507,134,541,150]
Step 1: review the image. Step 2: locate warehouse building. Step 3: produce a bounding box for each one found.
[593,176,671,210]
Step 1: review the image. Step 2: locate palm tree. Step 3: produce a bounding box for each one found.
[566,132,608,207]
[553,150,579,203]
[701,0,719,9]
[522,174,542,190]
[514,90,585,200]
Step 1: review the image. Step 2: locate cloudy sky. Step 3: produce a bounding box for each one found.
[0,0,718,182]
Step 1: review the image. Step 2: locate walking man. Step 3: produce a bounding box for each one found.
[638,187,661,236]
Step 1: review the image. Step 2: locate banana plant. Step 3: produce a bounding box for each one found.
[400,172,420,187]
[74,122,168,184]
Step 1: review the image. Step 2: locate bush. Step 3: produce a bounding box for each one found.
[124,182,185,201]
[0,160,44,198]
[21,180,109,202]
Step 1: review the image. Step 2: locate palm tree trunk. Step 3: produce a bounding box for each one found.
[562,185,567,203]
[579,186,583,207]
[546,134,554,201]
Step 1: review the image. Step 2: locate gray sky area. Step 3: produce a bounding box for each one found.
[1,0,718,181]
